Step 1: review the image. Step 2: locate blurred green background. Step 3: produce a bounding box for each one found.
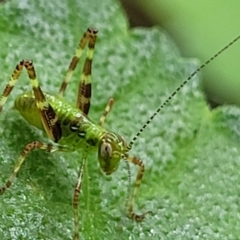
[120,0,240,106]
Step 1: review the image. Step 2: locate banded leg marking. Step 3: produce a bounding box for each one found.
[73,156,86,240]
[76,28,98,115]
[125,154,152,221]
[98,98,114,126]
[0,141,66,195]
[0,60,62,142]
[59,28,95,96]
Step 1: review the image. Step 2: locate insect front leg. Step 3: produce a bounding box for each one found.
[125,154,152,220]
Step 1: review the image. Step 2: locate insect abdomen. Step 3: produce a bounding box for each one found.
[14,91,104,148]
[14,91,83,133]
[14,91,43,130]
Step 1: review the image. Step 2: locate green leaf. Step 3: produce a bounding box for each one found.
[0,0,240,239]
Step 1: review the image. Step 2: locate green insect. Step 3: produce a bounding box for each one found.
[0,28,240,239]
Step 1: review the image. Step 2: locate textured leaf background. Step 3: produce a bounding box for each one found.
[0,0,240,239]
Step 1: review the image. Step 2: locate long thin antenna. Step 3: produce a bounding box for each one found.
[129,34,240,148]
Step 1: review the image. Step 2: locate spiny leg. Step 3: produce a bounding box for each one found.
[0,60,61,142]
[59,28,96,96]
[98,98,114,126]
[125,154,152,221]
[0,141,68,194]
[76,28,98,115]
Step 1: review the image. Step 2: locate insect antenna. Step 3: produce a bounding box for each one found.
[128,34,240,148]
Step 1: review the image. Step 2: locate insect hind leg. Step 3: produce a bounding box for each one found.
[58,28,94,96]
[58,28,98,117]
[76,28,98,115]
[0,60,62,142]
[0,60,24,112]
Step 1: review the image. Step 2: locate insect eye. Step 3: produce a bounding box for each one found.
[100,142,112,160]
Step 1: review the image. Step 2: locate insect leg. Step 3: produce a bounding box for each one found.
[73,155,87,240]
[76,28,98,115]
[0,141,68,194]
[0,61,23,112]
[0,60,62,142]
[58,29,93,96]
[125,154,152,221]
[98,98,114,126]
